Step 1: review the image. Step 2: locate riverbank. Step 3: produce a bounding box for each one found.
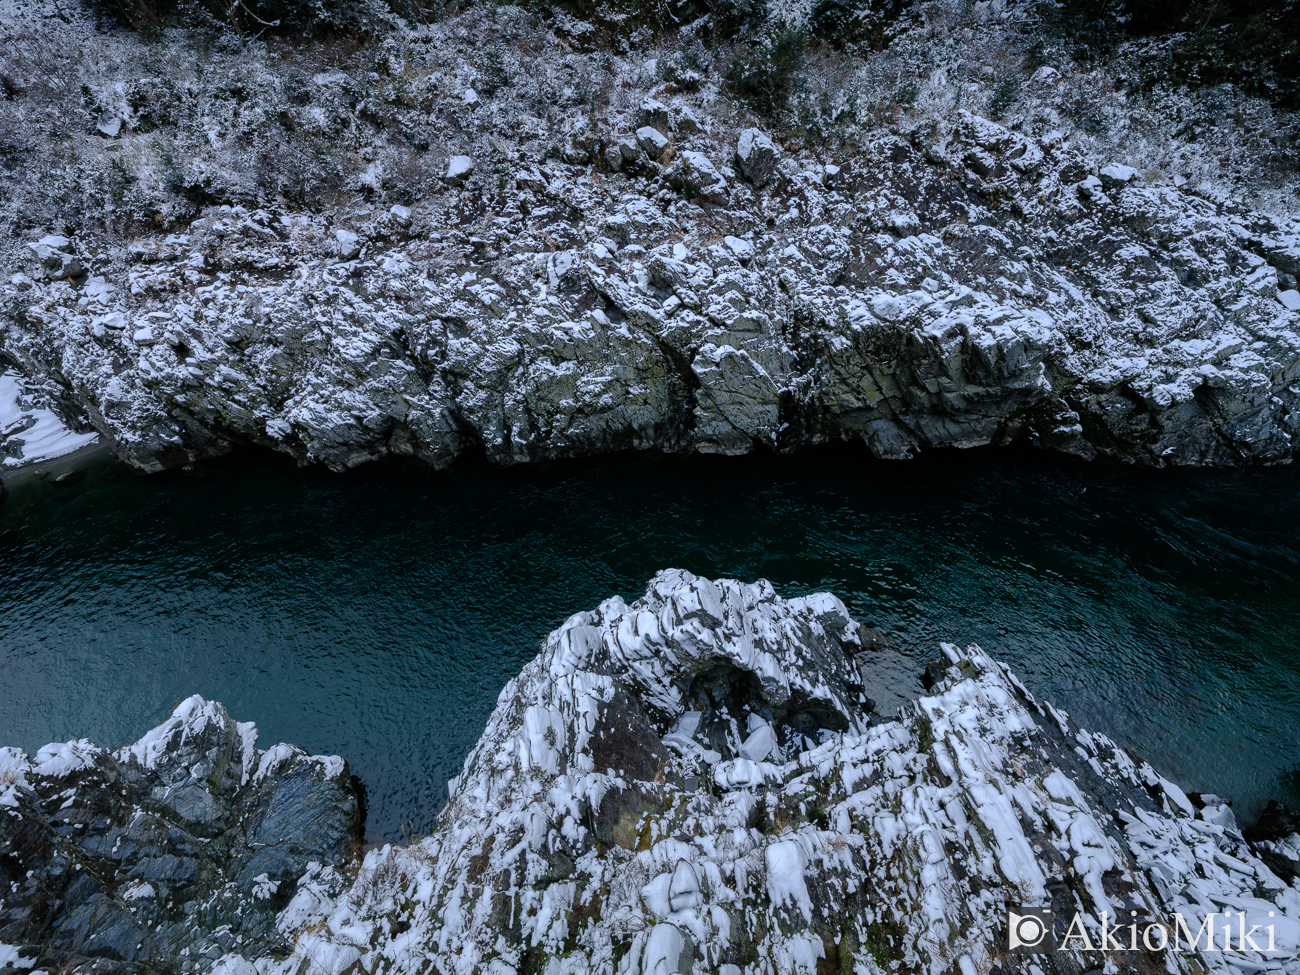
[0,369,104,483]
[3,1,1300,475]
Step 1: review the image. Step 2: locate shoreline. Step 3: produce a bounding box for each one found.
[0,436,114,483]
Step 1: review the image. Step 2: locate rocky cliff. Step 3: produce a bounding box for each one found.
[3,1,1300,472]
[0,698,361,973]
[5,572,1298,974]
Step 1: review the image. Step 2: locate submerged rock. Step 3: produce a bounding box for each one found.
[0,697,360,973]
[189,571,1294,975]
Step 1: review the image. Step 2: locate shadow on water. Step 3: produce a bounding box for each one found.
[2,442,1299,839]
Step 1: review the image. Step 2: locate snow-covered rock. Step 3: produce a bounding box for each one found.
[1099,163,1137,187]
[0,697,358,973]
[3,14,1300,474]
[202,571,1297,975]
[736,128,781,187]
[669,150,728,204]
[636,125,669,159]
[26,235,80,279]
[333,228,361,260]
[6,571,1299,974]
[0,368,99,467]
[445,154,474,182]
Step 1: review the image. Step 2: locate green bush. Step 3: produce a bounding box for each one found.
[80,0,397,37]
[808,0,911,49]
[726,27,808,116]
[987,73,1021,118]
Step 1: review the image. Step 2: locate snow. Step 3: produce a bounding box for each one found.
[765,840,813,922]
[0,746,29,808]
[445,155,473,180]
[123,881,156,901]
[0,944,35,969]
[31,739,101,778]
[1100,163,1137,183]
[0,369,99,467]
[1279,289,1300,311]
[119,694,226,769]
[640,923,686,975]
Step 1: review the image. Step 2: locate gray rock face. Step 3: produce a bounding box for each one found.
[0,697,359,973]
[735,128,781,187]
[635,125,669,159]
[26,236,81,280]
[2,0,1300,476]
[5,106,1300,473]
[6,0,1300,483]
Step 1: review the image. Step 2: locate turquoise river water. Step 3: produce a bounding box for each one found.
[1,446,1297,840]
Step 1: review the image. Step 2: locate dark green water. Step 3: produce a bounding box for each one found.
[2,447,1298,839]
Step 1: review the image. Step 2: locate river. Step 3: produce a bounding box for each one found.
[2,446,1297,839]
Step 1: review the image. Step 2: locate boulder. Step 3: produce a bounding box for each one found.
[669,150,728,204]
[635,125,669,159]
[1099,162,1138,187]
[27,236,81,279]
[445,154,474,182]
[736,128,781,186]
[639,97,670,132]
[333,228,360,259]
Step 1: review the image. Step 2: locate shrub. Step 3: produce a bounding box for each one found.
[1037,0,1127,64]
[987,73,1021,118]
[726,27,808,117]
[1143,16,1300,109]
[79,0,397,38]
[808,0,911,50]
[1030,0,1300,109]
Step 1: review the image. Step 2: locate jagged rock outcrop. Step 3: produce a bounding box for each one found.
[170,571,1295,975]
[0,697,360,973]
